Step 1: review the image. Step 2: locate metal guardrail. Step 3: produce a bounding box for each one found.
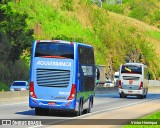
[149,80,160,86]
[0,90,28,99]
[0,81,159,100]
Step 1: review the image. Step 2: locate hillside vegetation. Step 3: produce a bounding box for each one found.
[103,0,160,28]
[0,0,160,89]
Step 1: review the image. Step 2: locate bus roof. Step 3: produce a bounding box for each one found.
[34,40,93,48]
[36,40,71,44]
[123,63,148,68]
[124,63,144,66]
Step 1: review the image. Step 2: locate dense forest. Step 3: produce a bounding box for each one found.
[0,0,160,91]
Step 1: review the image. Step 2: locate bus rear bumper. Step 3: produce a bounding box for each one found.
[29,97,76,111]
[119,89,143,96]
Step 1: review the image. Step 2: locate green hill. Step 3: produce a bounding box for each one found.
[0,0,160,87]
[10,0,160,79]
[103,0,160,28]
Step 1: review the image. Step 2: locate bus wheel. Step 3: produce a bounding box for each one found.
[87,101,92,113]
[120,93,126,98]
[144,88,148,98]
[35,108,42,115]
[138,95,144,99]
[77,101,83,116]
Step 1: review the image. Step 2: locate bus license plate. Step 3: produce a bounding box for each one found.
[128,91,132,94]
[129,80,133,84]
[48,102,56,106]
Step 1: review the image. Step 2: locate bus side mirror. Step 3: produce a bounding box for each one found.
[97,71,100,81]
[95,67,100,86]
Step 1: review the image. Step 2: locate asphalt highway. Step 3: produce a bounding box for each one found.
[0,86,159,128]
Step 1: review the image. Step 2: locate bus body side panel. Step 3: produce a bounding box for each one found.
[75,44,95,111]
[30,41,37,84]
[74,43,79,111]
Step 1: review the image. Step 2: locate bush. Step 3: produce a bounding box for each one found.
[129,1,149,21]
[60,0,74,11]
[0,81,9,91]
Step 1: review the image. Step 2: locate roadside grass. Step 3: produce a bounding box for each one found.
[123,111,160,128]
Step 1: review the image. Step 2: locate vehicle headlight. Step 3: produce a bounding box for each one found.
[10,88,14,91]
[21,88,26,91]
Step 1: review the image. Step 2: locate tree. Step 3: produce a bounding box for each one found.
[0,3,34,62]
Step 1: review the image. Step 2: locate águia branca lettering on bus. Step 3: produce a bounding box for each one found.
[36,61,71,67]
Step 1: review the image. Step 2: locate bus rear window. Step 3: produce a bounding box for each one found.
[121,65,142,74]
[35,42,74,59]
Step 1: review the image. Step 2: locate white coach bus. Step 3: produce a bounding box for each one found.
[119,63,150,99]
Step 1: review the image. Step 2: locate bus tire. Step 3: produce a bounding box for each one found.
[120,93,126,98]
[120,94,122,98]
[35,108,42,115]
[87,100,92,113]
[138,95,143,99]
[141,95,144,99]
[76,100,83,116]
[144,88,148,98]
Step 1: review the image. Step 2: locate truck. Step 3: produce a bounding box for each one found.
[96,65,106,86]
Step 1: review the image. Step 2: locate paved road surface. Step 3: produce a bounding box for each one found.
[0,86,159,128]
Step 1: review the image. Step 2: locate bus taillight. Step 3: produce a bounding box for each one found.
[118,80,123,89]
[67,84,76,100]
[30,82,37,98]
[138,81,143,90]
[70,42,74,45]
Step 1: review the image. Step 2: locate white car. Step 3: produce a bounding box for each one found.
[10,81,29,91]
[103,81,114,87]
